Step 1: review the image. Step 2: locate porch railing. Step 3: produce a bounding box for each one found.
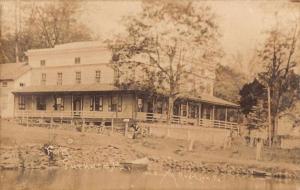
[15,110,117,119]
[136,112,238,131]
[15,110,238,131]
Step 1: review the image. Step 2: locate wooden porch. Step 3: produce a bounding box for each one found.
[15,110,239,131]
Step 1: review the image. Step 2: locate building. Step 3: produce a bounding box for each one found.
[0,63,31,118]
[12,41,239,129]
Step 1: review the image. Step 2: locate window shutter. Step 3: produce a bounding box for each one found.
[118,96,122,112]
[108,97,112,111]
[90,96,94,111]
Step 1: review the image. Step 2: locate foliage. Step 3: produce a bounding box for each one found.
[239,78,266,115]
[214,64,247,104]
[239,24,300,141]
[0,0,92,63]
[109,0,221,121]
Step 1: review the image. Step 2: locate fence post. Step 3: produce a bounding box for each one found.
[82,118,85,132]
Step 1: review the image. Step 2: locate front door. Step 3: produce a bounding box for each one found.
[73,96,82,116]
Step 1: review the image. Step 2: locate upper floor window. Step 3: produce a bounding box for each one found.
[75,57,81,64]
[95,70,101,83]
[41,73,46,85]
[40,60,46,66]
[75,72,81,84]
[19,83,25,87]
[2,81,7,87]
[57,72,63,85]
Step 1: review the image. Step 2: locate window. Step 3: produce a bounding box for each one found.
[57,72,62,85]
[90,96,103,111]
[41,73,46,85]
[54,96,64,111]
[19,83,25,87]
[18,96,25,110]
[2,81,7,87]
[95,70,101,83]
[75,72,81,84]
[75,57,81,64]
[108,95,122,112]
[36,96,46,110]
[40,60,46,66]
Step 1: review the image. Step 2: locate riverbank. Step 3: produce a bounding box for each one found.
[1,121,300,180]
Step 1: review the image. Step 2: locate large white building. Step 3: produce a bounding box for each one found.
[1,41,238,129]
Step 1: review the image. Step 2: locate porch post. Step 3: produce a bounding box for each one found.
[13,95,16,118]
[212,105,215,120]
[186,101,189,118]
[31,95,34,111]
[71,94,73,114]
[198,103,201,126]
[225,107,228,122]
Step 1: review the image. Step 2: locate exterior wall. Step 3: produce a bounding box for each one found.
[0,71,31,118]
[31,64,114,86]
[27,47,112,68]
[15,93,135,119]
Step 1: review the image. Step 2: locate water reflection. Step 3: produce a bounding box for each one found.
[0,169,299,190]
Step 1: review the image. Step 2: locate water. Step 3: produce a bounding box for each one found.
[0,169,299,190]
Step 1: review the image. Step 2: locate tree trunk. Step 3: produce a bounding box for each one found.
[167,96,174,124]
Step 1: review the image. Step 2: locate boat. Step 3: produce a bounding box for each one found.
[120,157,149,172]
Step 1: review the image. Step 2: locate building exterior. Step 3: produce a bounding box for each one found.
[11,41,239,129]
[0,63,31,118]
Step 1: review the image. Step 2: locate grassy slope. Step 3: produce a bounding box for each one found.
[1,120,300,173]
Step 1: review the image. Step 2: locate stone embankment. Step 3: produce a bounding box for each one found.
[1,144,299,180]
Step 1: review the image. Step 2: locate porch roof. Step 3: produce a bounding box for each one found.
[179,94,239,108]
[13,84,125,94]
[13,84,239,107]
[200,94,239,107]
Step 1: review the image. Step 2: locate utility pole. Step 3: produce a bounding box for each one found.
[267,85,272,147]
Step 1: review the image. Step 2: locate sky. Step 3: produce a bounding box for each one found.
[1,0,300,75]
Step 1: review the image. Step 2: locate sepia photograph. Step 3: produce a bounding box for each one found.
[0,0,300,189]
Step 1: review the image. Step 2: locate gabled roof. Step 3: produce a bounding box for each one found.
[0,63,31,81]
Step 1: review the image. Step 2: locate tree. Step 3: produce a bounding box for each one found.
[214,64,247,103]
[255,25,299,144]
[110,0,221,122]
[1,0,93,63]
[239,78,266,116]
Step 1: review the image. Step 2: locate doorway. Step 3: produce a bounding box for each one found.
[73,96,82,116]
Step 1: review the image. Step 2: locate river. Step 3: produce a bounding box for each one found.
[1,169,299,190]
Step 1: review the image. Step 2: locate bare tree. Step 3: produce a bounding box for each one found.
[24,0,92,48]
[110,0,221,122]
[257,24,299,144]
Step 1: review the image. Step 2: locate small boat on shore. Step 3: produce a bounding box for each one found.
[120,157,149,172]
